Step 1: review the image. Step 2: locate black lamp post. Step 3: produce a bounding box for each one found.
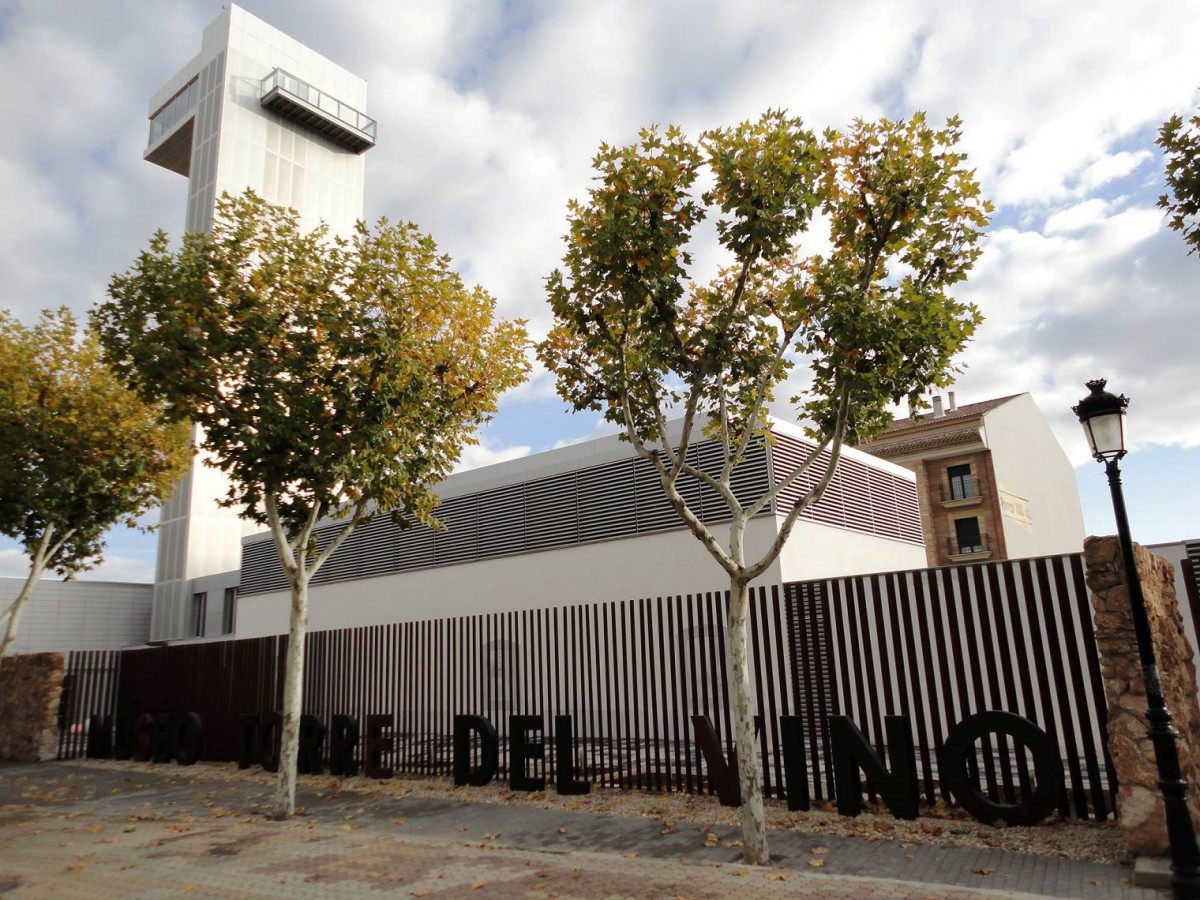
[1074,379,1200,898]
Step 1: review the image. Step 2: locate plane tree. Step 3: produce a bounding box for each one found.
[538,111,990,864]
[0,307,191,662]
[95,191,530,817]
[1159,98,1200,255]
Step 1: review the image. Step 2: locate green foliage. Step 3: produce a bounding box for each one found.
[96,191,530,542]
[0,307,191,575]
[1158,100,1200,255]
[540,110,990,455]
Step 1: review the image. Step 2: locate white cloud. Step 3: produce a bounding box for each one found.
[0,548,154,583]
[1042,199,1112,236]
[453,439,532,473]
[0,549,35,580]
[1077,151,1154,194]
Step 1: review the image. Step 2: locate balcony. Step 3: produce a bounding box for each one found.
[260,69,376,154]
[938,476,983,508]
[946,532,992,562]
[145,76,199,176]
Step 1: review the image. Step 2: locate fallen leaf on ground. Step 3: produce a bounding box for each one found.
[972,867,996,876]
[623,851,638,858]
[807,859,825,868]
[810,846,830,854]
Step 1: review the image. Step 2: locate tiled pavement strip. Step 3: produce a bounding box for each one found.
[0,761,1165,899]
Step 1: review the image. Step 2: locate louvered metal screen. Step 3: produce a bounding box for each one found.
[770,433,923,544]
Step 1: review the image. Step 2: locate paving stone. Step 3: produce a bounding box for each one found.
[0,760,1168,899]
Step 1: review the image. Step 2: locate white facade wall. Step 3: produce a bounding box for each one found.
[0,578,152,654]
[775,518,928,582]
[982,394,1087,559]
[144,4,369,641]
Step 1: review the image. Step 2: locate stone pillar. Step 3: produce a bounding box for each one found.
[0,652,65,761]
[1085,535,1200,855]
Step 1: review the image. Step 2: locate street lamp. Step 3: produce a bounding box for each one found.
[1074,379,1200,898]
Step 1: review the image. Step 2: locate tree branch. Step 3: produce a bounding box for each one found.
[731,325,796,468]
[743,382,852,580]
[264,495,299,579]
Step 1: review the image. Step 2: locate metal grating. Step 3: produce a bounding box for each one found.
[525,471,579,551]
[577,459,637,544]
[770,433,923,544]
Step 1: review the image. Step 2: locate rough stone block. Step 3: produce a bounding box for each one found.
[0,652,65,761]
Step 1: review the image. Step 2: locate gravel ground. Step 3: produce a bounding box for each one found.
[58,759,1131,867]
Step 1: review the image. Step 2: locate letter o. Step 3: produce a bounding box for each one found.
[173,712,204,766]
[940,710,1062,826]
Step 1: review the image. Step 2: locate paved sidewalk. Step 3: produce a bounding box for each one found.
[0,761,1165,899]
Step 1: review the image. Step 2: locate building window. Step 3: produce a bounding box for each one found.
[947,464,975,500]
[954,517,984,554]
[221,587,238,635]
[190,592,207,638]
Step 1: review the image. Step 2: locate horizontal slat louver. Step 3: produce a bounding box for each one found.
[240,538,283,594]
[433,495,477,565]
[768,433,922,545]
[394,519,435,571]
[356,515,397,578]
[525,471,579,550]
[476,484,527,557]
[633,455,679,534]
[578,459,637,543]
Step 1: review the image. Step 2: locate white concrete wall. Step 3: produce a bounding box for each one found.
[0,578,152,654]
[775,519,928,582]
[982,394,1086,559]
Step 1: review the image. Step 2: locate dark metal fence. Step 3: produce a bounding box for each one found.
[56,650,121,760]
[787,553,1115,820]
[58,553,1116,820]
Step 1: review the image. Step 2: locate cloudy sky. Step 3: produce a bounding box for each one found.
[1,0,1198,582]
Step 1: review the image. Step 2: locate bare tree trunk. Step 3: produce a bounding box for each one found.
[269,574,308,818]
[0,530,55,664]
[728,574,769,864]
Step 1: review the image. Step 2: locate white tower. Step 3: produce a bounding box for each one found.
[143,5,373,640]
